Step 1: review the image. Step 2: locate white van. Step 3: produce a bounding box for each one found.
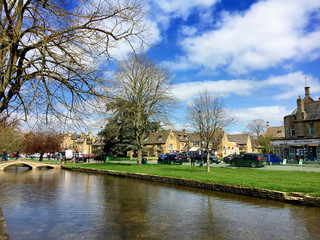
[59,150,73,160]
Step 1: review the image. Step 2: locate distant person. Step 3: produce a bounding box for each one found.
[59,153,63,164]
[2,149,7,161]
[296,153,300,163]
[191,153,195,166]
[15,150,19,160]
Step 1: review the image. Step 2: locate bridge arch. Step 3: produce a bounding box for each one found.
[1,162,33,170]
[0,161,60,170]
[34,165,55,170]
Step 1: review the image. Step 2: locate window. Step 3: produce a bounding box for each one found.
[144,137,148,141]
[158,136,163,140]
[290,125,295,137]
[178,135,182,139]
[193,141,199,146]
[309,123,315,136]
[285,127,289,137]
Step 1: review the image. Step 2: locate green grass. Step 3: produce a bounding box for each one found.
[64,162,320,197]
[108,156,137,161]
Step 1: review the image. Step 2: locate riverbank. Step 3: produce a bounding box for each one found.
[0,207,9,240]
[62,164,320,207]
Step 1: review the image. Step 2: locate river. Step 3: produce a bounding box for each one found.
[0,166,320,240]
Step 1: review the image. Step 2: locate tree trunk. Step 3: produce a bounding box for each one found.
[206,148,210,172]
[137,148,142,166]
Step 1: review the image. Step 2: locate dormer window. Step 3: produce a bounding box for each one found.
[158,136,163,140]
[178,135,182,139]
[144,137,148,141]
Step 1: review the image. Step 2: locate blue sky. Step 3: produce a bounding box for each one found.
[26,0,319,135]
[139,0,320,134]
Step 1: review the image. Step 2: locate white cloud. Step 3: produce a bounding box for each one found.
[178,0,320,74]
[171,79,256,100]
[179,26,198,37]
[262,72,320,100]
[230,106,290,132]
[153,0,220,19]
[172,72,320,102]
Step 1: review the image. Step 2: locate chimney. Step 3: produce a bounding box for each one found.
[305,86,310,98]
[266,121,269,128]
[68,131,71,137]
[297,96,306,120]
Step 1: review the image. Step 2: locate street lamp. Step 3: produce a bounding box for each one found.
[87,137,93,163]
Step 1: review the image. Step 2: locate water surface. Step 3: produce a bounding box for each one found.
[0,166,319,240]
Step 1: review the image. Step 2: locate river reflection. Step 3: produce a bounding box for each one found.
[0,167,320,240]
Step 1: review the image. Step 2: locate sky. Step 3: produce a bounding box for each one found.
[23,0,320,135]
[138,0,320,134]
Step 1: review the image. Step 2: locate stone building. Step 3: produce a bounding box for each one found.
[142,129,253,157]
[61,132,95,154]
[271,87,320,161]
[142,129,189,157]
[266,121,285,139]
[226,133,252,154]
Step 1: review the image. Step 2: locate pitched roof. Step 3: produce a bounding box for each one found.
[304,101,320,120]
[266,126,285,138]
[289,100,320,121]
[142,130,172,144]
[227,134,249,145]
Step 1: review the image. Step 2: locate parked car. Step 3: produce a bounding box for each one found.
[195,154,220,164]
[74,153,85,162]
[229,153,265,168]
[223,154,237,164]
[264,154,282,165]
[158,153,183,165]
[178,152,191,162]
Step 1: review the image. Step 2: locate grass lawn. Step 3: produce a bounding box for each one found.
[65,162,320,197]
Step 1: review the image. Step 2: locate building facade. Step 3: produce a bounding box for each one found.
[271,87,320,161]
[61,132,95,154]
[142,129,189,157]
[142,129,252,157]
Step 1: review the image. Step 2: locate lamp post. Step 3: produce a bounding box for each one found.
[87,137,93,163]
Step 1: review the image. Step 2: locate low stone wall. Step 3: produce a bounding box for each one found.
[0,207,9,240]
[62,166,320,207]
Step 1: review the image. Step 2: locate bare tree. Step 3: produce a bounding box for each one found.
[0,0,149,123]
[187,90,236,172]
[110,53,176,165]
[246,119,266,144]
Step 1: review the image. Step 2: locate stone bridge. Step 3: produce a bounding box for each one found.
[0,160,61,171]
